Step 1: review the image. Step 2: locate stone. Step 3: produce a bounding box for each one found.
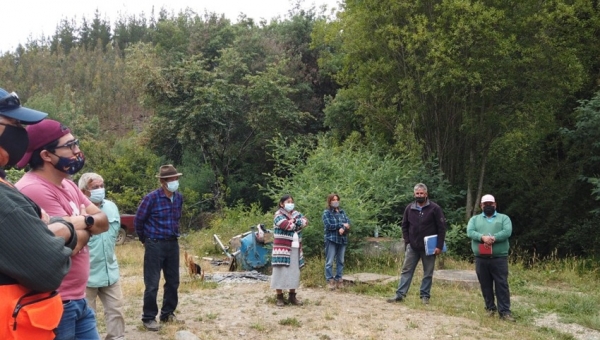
[362,237,405,256]
[176,330,200,340]
[434,270,479,289]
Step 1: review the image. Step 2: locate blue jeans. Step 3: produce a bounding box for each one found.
[324,240,347,281]
[395,244,436,299]
[475,256,511,315]
[55,298,100,340]
[142,239,180,322]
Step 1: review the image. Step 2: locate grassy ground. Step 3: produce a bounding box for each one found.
[95,222,600,339]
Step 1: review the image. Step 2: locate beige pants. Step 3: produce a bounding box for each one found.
[86,281,125,340]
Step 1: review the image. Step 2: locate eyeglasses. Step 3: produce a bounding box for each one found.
[55,139,80,152]
[0,92,21,112]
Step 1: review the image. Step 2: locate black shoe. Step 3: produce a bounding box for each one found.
[386,296,404,303]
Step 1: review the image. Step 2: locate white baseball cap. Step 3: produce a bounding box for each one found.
[481,194,495,203]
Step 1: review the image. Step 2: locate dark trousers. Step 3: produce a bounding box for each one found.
[475,256,511,315]
[142,239,180,321]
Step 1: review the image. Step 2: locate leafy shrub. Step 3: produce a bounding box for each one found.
[263,135,460,258]
[444,223,472,259]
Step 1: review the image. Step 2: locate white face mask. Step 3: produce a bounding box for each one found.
[331,201,340,208]
[284,203,295,212]
[89,188,105,203]
[166,180,180,192]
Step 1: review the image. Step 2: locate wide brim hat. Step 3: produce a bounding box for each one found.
[0,88,48,124]
[156,164,182,178]
[16,119,71,168]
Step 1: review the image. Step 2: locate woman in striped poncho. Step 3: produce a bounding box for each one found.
[270,194,308,307]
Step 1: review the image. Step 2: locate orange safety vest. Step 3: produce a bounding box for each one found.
[0,282,63,339]
[0,178,64,339]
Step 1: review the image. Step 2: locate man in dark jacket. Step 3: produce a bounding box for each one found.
[387,183,447,305]
[0,87,77,339]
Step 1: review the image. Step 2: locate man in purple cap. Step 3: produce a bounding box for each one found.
[135,164,184,331]
[467,194,515,322]
[0,88,78,339]
[16,118,109,339]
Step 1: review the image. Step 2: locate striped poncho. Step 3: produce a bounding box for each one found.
[271,208,308,267]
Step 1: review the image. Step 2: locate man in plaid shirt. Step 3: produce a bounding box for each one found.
[134,164,184,331]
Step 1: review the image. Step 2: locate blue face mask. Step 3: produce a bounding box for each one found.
[284,203,295,212]
[89,188,105,203]
[52,153,85,175]
[166,180,179,192]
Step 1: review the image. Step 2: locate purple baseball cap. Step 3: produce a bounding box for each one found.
[0,88,47,124]
[16,119,71,168]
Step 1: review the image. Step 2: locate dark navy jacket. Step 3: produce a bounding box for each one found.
[402,200,447,251]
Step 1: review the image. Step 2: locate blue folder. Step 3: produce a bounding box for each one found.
[424,235,447,256]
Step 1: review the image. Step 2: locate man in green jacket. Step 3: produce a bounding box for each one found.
[467,194,515,322]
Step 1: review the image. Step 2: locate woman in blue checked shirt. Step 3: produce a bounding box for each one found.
[322,193,351,290]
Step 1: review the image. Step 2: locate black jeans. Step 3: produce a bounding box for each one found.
[142,238,180,321]
[475,256,511,315]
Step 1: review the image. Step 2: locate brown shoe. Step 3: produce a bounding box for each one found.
[336,280,344,289]
[276,293,285,307]
[142,320,160,331]
[501,314,516,322]
[328,279,336,291]
[288,292,303,306]
[160,314,184,324]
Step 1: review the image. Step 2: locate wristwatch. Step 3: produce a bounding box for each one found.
[84,215,94,230]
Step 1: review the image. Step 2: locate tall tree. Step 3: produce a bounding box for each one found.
[327,0,587,218]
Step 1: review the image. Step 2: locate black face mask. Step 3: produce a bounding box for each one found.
[0,123,29,166]
[52,152,86,175]
[415,197,426,203]
[483,206,496,216]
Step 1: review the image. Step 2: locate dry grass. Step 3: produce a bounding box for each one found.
[87,235,600,340]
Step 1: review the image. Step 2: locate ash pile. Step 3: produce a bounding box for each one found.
[204,271,270,284]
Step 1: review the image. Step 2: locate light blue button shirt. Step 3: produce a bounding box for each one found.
[87,199,121,287]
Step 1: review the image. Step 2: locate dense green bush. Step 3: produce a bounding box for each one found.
[263,135,460,258]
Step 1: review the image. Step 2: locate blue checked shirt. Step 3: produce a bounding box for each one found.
[134,188,183,242]
[322,208,351,245]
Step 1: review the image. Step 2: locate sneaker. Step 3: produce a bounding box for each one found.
[486,309,497,317]
[421,297,430,305]
[161,314,185,324]
[500,314,516,322]
[336,280,344,289]
[327,279,336,291]
[142,320,160,331]
[386,296,404,303]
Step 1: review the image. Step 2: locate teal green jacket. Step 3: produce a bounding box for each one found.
[87,199,120,287]
[466,212,512,257]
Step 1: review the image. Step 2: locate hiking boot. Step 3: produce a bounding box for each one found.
[276,293,285,307]
[161,314,184,324]
[142,320,160,331]
[386,295,404,303]
[487,309,497,317]
[500,314,516,322]
[288,292,303,306]
[336,280,344,289]
[328,279,336,291]
[421,297,430,305]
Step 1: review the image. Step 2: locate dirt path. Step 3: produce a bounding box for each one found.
[115,280,518,340]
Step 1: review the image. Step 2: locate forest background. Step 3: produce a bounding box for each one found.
[3,0,600,262]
